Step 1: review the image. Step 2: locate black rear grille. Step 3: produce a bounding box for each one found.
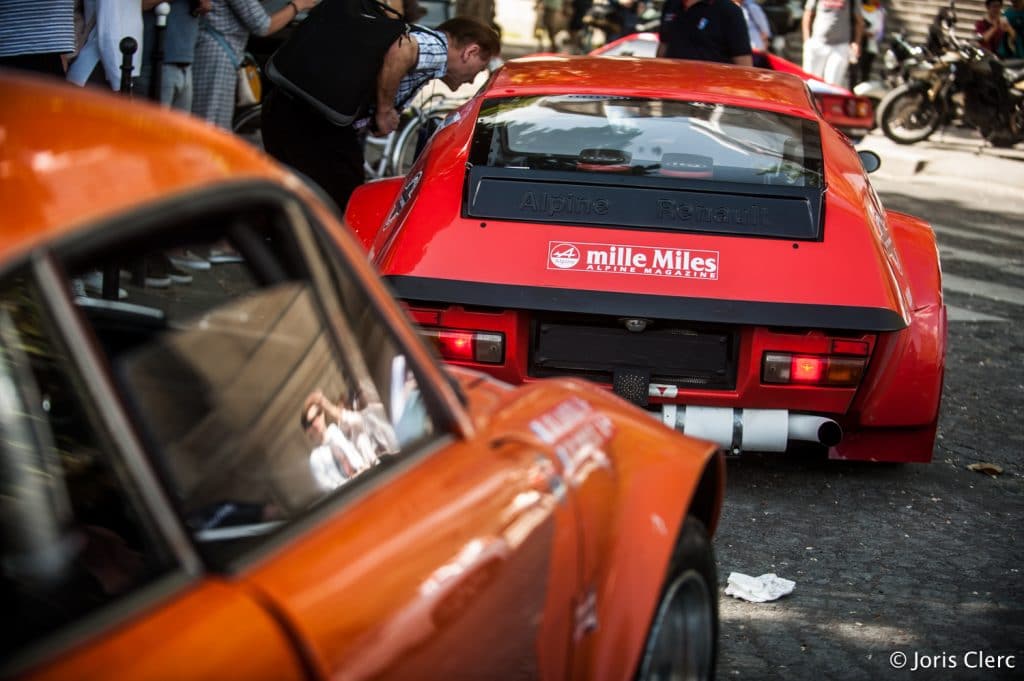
[528,313,737,390]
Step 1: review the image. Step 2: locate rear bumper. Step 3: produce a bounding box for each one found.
[394,277,938,462]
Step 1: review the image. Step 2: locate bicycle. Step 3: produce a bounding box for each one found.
[362,93,458,179]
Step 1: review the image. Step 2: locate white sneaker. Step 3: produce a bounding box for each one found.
[169,250,211,271]
[168,264,193,284]
[81,271,127,300]
[207,247,243,264]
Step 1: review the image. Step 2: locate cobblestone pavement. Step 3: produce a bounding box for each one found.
[714,135,1024,680]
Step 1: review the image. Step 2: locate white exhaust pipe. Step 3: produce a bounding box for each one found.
[659,405,842,452]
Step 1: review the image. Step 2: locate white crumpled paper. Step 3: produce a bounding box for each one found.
[724,572,796,603]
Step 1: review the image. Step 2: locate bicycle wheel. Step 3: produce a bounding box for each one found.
[232,104,263,149]
[390,109,450,176]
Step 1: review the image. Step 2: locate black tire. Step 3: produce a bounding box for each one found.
[232,104,263,149]
[986,130,1019,148]
[636,516,718,681]
[878,83,941,145]
[984,107,1023,148]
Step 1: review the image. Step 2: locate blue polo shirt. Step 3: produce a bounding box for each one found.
[659,0,752,63]
[142,0,200,65]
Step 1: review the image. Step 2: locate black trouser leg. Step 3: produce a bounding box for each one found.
[262,89,365,214]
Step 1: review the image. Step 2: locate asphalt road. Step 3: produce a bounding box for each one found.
[714,130,1024,680]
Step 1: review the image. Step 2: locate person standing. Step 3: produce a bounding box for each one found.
[191,0,315,130]
[607,0,640,43]
[1006,0,1024,57]
[138,0,215,275]
[536,0,566,51]
[565,0,592,52]
[736,0,771,52]
[802,0,864,87]
[0,0,77,77]
[66,0,144,91]
[137,0,210,109]
[261,16,499,212]
[657,0,753,66]
[975,0,1014,57]
[851,0,883,86]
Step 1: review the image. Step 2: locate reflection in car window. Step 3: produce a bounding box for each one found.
[470,96,823,188]
[62,201,436,565]
[598,37,659,57]
[0,274,176,659]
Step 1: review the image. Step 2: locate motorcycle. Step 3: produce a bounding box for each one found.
[875,1,1024,147]
[853,31,929,120]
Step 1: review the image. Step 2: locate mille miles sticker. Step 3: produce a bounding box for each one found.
[547,241,719,280]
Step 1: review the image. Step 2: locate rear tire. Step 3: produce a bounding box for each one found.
[636,516,718,681]
[878,84,941,145]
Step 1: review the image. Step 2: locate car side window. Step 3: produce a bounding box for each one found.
[0,273,178,663]
[59,193,439,566]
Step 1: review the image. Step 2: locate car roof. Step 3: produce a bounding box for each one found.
[0,71,295,261]
[490,56,818,118]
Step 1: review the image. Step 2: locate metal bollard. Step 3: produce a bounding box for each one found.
[107,37,138,298]
[119,37,137,96]
[150,2,171,102]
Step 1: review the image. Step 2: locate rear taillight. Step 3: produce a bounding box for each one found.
[419,328,505,364]
[845,97,872,118]
[762,352,866,387]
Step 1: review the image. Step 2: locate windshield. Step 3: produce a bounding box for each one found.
[469,95,823,188]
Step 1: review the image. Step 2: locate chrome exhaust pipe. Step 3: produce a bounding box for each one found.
[660,405,843,452]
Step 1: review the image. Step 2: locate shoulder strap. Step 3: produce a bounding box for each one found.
[364,0,405,20]
[202,21,240,69]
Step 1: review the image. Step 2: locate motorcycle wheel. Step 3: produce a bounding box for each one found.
[984,105,1024,148]
[878,84,941,145]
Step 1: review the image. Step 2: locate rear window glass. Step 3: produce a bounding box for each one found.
[469,95,823,188]
[466,96,825,240]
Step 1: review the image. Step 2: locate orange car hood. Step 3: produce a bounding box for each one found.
[0,71,298,261]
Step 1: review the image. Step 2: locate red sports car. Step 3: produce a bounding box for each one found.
[346,57,946,463]
[591,32,874,141]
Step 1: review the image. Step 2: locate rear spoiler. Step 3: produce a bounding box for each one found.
[464,167,824,241]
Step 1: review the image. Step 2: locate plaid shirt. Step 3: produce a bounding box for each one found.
[395,27,448,109]
[357,27,447,128]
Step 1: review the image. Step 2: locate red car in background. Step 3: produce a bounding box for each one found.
[347,57,946,463]
[591,32,874,141]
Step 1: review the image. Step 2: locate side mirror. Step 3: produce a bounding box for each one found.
[858,150,881,174]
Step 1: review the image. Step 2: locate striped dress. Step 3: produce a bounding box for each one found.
[0,0,76,57]
[191,0,270,129]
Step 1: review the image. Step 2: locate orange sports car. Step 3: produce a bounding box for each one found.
[0,71,724,680]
